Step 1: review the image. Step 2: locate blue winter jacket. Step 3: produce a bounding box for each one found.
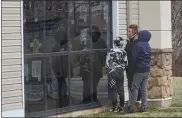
[132,30,152,73]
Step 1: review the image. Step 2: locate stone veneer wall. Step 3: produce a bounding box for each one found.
[147,49,173,107]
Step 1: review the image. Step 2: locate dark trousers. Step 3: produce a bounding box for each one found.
[127,72,141,101]
[108,69,125,107]
[82,76,100,104]
[57,77,68,108]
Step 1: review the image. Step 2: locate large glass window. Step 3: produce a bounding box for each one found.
[24,0,112,116]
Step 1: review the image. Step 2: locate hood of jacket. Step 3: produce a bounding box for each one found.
[137,30,151,42]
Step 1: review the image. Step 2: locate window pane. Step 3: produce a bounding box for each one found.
[23,0,113,115]
[91,1,109,50]
[44,1,68,53]
[69,53,92,106]
[46,55,69,110]
[91,51,108,105]
[24,1,45,54]
[69,2,91,51]
[24,57,46,113]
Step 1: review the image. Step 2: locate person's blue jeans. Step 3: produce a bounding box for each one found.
[127,73,141,102]
[130,72,149,111]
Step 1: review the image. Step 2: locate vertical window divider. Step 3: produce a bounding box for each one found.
[42,0,48,111]
[88,0,93,103]
[106,0,110,50]
[67,0,72,107]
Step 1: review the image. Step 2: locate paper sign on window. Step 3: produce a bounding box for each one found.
[32,60,41,81]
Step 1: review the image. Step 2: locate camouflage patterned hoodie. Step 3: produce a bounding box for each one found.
[105,37,128,74]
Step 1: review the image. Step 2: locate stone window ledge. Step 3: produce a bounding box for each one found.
[152,48,173,53]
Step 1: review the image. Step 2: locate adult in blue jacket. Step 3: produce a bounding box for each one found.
[129,30,151,113]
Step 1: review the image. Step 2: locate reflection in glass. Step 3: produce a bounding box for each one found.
[24,58,45,113]
[70,2,90,51]
[24,1,45,54]
[50,54,69,108]
[24,0,112,115]
[43,58,58,111]
[91,26,106,50]
[70,1,109,50]
[69,53,92,105]
[69,51,107,106]
[91,52,108,105]
[24,0,46,113]
[91,1,109,49]
[50,29,69,108]
[52,29,68,52]
[44,1,68,53]
[80,53,92,104]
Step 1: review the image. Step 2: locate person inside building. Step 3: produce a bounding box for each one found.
[125,24,141,111]
[79,25,106,104]
[106,37,128,113]
[52,28,68,108]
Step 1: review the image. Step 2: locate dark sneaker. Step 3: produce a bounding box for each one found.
[118,107,125,114]
[128,106,136,114]
[123,106,129,114]
[140,107,146,113]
